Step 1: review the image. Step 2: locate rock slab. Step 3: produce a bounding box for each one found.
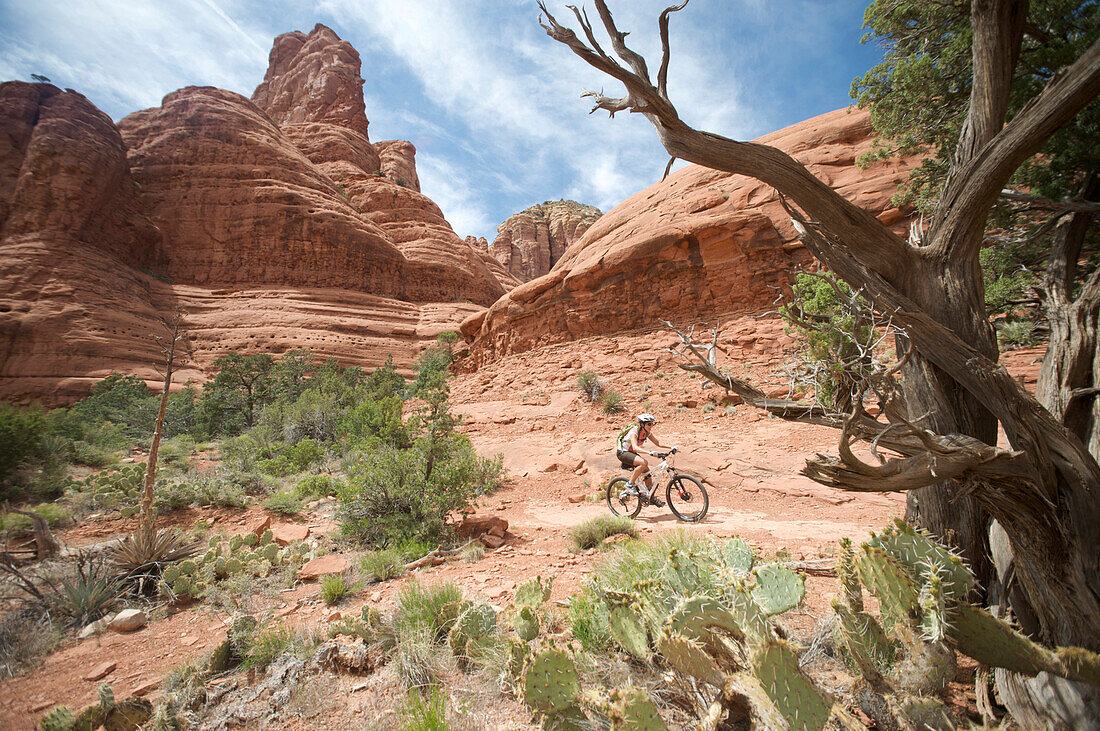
[108,609,148,633]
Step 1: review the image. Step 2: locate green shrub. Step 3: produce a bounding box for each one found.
[262,492,302,515]
[0,403,45,482]
[360,549,406,582]
[342,396,410,447]
[599,390,625,414]
[156,481,197,511]
[191,475,249,508]
[338,443,503,547]
[399,687,450,730]
[295,474,340,499]
[576,370,604,401]
[568,514,638,551]
[70,440,115,468]
[240,623,296,671]
[320,574,354,605]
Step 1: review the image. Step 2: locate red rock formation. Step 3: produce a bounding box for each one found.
[0,82,170,404]
[252,24,371,138]
[375,140,420,192]
[467,236,521,292]
[0,25,511,404]
[249,24,504,306]
[488,200,601,281]
[462,108,915,365]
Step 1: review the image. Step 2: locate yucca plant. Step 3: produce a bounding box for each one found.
[48,552,121,625]
[110,527,200,592]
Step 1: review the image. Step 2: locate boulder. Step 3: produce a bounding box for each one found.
[79,617,111,639]
[108,609,147,633]
[297,555,351,581]
[246,516,271,537]
[480,534,506,549]
[271,523,310,546]
[456,516,508,539]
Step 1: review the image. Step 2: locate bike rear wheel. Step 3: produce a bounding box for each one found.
[606,476,642,519]
[667,474,708,522]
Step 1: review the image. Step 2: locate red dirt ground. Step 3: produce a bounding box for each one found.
[0,334,1045,728]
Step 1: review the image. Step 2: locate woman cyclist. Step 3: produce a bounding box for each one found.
[615,413,671,506]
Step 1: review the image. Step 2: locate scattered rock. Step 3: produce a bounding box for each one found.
[567,493,588,504]
[131,678,161,697]
[456,515,508,539]
[272,523,311,546]
[480,534,506,549]
[108,609,148,633]
[246,516,271,536]
[79,617,111,639]
[83,661,117,681]
[297,555,351,581]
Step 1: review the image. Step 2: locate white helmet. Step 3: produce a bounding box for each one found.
[637,413,656,424]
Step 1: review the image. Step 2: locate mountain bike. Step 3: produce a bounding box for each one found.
[606,448,708,522]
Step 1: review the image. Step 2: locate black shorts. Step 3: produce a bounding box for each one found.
[616,449,639,469]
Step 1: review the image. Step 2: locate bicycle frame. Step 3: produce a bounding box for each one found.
[640,453,677,496]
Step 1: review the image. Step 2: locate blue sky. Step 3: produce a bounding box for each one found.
[0,0,884,241]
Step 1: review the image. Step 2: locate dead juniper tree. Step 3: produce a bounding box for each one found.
[538,0,1100,672]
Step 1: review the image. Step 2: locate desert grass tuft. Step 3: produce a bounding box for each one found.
[569,514,638,551]
[320,573,354,605]
[360,548,405,582]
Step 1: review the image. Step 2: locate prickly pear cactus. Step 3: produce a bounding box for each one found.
[837,537,863,613]
[522,646,581,715]
[449,604,497,663]
[514,606,540,642]
[609,606,649,660]
[868,520,974,600]
[889,694,955,731]
[38,706,76,731]
[723,537,755,576]
[514,576,553,608]
[609,688,667,730]
[664,595,743,642]
[751,563,804,616]
[752,640,832,731]
[658,633,726,686]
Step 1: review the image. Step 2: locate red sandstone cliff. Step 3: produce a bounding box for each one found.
[487,200,601,281]
[0,25,510,403]
[461,108,914,364]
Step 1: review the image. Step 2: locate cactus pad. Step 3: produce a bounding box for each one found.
[869,520,974,600]
[918,571,948,642]
[450,604,497,660]
[609,606,650,659]
[751,563,804,615]
[837,537,864,612]
[659,633,726,686]
[514,576,553,608]
[522,647,581,714]
[832,598,895,681]
[723,537,754,576]
[949,604,1060,677]
[39,706,76,731]
[752,640,831,731]
[610,688,668,730]
[725,585,772,645]
[514,606,540,642]
[664,596,743,642]
[857,546,920,630]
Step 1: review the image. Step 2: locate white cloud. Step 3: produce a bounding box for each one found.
[416,152,495,238]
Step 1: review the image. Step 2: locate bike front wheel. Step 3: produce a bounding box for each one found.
[606,476,642,519]
[667,474,708,522]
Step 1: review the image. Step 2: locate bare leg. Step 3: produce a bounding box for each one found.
[631,456,648,485]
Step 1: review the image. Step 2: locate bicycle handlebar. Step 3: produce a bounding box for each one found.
[653,447,679,459]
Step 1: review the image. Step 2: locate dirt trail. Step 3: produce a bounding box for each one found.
[10,328,1014,727]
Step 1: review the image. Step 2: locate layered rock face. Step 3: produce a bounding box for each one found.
[487,200,601,281]
[0,82,173,403]
[461,108,914,364]
[0,25,510,403]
